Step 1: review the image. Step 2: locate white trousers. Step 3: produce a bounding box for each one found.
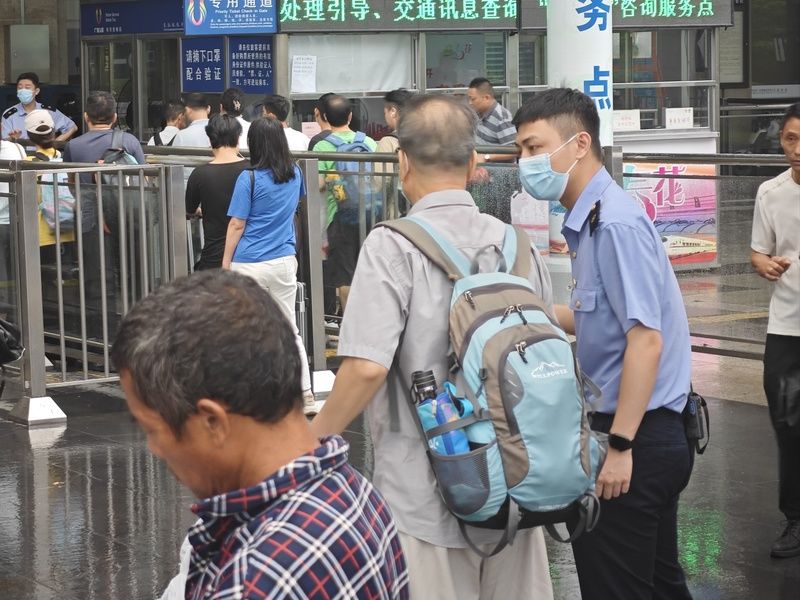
[398,529,554,600]
[231,255,311,392]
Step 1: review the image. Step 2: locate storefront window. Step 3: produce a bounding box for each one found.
[426,33,506,89]
[519,33,546,87]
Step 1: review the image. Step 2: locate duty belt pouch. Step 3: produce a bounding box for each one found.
[683,389,710,455]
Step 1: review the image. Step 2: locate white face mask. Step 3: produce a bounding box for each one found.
[517,134,581,202]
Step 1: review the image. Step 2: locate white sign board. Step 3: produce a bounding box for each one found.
[665,107,694,130]
[613,110,641,132]
[547,1,613,146]
[752,85,800,100]
[290,55,317,94]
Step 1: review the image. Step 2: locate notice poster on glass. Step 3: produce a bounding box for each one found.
[181,37,226,93]
[426,34,486,89]
[623,163,718,268]
[229,37,274,94]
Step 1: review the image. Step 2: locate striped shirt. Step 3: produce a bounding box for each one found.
[475,101,517,146]
[186,436,409,600]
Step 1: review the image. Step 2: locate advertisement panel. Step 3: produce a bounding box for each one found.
[623,163,718,267]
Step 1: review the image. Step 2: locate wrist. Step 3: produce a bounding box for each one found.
[608,432,634,452]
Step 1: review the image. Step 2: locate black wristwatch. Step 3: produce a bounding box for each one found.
[608,433,633,452]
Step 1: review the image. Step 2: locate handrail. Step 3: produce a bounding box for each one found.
[622,152,787,166]
[720,103,792,113]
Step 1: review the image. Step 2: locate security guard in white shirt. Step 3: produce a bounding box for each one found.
[1,72,78,144]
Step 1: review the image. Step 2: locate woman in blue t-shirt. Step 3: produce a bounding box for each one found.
[222,118,313,412]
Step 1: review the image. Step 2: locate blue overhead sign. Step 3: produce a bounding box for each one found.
[182,37,226,93]
[184,0,278,36]
[229,37,274,94]
[81,1,184,36]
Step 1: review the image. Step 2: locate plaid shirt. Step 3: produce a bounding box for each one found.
[475,101,517,146]
[186,436,409,600]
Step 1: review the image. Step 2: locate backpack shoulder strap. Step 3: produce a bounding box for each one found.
[354,131,366,144]
[378,216,469,280]
[326,133,345,149]
[166,133,176,147]
[249,169,255,203]
[33,151,51,162]
[502,225,533,279]
[110,128,124,150]
[154,132,164,146]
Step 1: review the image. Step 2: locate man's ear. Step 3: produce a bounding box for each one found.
[575,132,593,160]
[195,398,232,447]
[467,150,479,179]
[111,113,118,127]
[398,149,411,181]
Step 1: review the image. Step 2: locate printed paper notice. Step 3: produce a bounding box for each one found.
[301,121,322,138]
[613,110,641,132]
[665,108,694,130]
[291,55,317,94]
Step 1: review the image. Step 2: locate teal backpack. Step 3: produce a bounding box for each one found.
[381,216,607,556]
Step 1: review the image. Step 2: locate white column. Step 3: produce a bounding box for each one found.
[546,1,614,146]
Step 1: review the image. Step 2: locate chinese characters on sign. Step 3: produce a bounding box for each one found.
[229,37,274,94]
[182,37,226,93]
[521,0,732,29]
[279,0,518,31]
[185,0,277,36]
[624,163,718,266]
[81,1,184,36]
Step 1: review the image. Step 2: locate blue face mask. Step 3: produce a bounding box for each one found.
[518,134,580,202]
[17,89,35,105]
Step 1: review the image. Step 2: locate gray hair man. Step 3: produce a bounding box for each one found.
[311,95,555,599]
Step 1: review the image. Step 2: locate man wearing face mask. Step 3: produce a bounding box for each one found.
[514,88,693,600]
[2,72,78,144]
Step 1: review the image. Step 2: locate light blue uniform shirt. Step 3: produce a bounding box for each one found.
[563,167,691,414]
[1,103,75,142]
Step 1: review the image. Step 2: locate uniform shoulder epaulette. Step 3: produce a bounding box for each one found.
[2,106,18,120]
[40,104,55,112]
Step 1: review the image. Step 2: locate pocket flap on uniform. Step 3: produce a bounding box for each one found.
[570,288,597,312]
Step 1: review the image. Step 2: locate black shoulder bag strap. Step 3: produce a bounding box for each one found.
[154,132,164,146]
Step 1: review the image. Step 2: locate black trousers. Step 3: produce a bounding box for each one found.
[572,408,694,600]
[764,334,800,521]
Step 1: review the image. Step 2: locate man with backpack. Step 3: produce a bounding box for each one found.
[311,94,555,599]
[147,100,185,147]
[63,91,145,339]
[514,88,694,600]
[314,94,377,312]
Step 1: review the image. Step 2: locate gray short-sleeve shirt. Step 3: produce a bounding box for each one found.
[337,189,553,548]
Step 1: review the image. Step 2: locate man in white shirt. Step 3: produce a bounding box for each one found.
[147,100,185,146]
[262,94,310,152]
[220,88,250,150]
[172,93,211,148]
[750,101,800,559]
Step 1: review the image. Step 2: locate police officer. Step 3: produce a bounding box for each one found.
[514,88,694,600]
[1,72,77,144]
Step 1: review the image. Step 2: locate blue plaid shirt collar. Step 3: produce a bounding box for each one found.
[188,436,348,558]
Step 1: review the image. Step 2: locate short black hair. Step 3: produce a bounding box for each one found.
[163,100,185,123]
[469,77,493,95]
[205,114,242,149]
[384,88,413,109]
[248,117,296,184]
[513,88,603,160]
[85,91,117,125]
[111,270,303,435]
[262,94,292,122]
[17,72,40,87]
[183,92,209,110]
[315,92,335,114]
[221,87,245,117]
[322,95,352,128]
[780,102,800,130]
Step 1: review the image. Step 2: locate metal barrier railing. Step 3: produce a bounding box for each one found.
[0,145,784,422]
[0,159,186,422]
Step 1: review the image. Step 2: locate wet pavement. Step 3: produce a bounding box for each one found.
[1,384,798,599]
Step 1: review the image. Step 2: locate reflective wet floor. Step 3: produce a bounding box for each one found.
[1,384,798,599]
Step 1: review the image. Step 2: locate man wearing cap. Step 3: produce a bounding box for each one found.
[1,72,77,144]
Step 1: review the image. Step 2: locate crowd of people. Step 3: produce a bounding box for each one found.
[2,69,800,599]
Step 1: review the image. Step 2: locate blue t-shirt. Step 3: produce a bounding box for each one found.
[228,166,305,263]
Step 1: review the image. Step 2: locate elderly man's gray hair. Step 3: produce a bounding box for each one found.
[397,94,477,170]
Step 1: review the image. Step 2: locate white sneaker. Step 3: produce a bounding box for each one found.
[303,390,317,417]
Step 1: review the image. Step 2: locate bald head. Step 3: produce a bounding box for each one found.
[398,95,477,172]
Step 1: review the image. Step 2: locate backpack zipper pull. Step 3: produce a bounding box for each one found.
[515,341,528,363]
[515,305,528,325]
[501,305,515,323]
[464,290,475,308]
